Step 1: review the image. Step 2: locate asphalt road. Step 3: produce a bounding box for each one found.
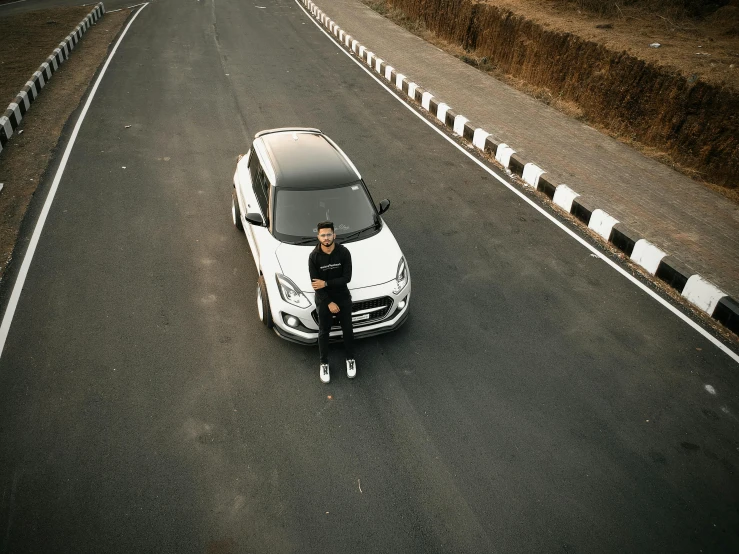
[0,0,738,552]
[0,0,135,16]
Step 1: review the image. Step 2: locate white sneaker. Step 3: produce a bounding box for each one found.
[346,359,356,379]
[320,363,330,384]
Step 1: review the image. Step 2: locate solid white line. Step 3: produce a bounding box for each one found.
[108,3,147,13]
[296,0,739,364]
[0,4,150,361]
[0,0,28,7]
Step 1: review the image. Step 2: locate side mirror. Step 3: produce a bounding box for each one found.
[245,212,265,226]
[378,198,391,215]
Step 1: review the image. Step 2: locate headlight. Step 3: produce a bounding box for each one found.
[393,257,409,294]
[275,273,312,308]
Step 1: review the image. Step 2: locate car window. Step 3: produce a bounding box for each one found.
[273,182,377,242]
[251,162,270,219]
[248,149,258,180]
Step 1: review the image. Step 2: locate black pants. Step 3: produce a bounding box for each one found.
[317,295,354,364]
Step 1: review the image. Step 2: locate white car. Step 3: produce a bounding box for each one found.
[231,127,411,344]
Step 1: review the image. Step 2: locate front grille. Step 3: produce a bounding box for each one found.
[312,296,394,329]
[353,297,393,313]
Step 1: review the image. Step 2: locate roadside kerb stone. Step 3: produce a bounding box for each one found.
[0,3,106,156]
[300,0,739,335]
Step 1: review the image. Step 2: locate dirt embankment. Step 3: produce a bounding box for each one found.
[376,0,739,189]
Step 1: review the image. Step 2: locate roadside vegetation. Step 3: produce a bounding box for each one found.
[562,0,732,18]
[363,0,739,200]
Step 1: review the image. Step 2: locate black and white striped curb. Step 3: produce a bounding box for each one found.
[301,0,739,336]
[0,3,105,156]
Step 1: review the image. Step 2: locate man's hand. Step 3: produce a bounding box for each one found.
[311,279,327,290]
[328,302,340,314]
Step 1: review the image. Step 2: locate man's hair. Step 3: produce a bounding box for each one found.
[317,221,334,232]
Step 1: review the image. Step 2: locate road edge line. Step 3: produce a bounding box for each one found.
[0,3,150,360]
[295,0,739,364]
[299,0,739,338]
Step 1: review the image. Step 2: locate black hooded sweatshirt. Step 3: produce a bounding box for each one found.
[308,242,352,304]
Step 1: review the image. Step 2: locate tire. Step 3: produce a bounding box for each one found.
[257,276,273,328]
[232,189,243,231]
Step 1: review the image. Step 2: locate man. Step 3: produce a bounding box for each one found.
[309,221,356,383]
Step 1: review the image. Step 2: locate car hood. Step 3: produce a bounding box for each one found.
[275,224,403,292]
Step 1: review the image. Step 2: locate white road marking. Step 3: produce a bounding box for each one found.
[107,3,148,12]
[631,239,666,275]
[588,209,619,240]
[296,0,739,364]
[705,384,717,395]
[495,143,514,168]
[682,275,726,316]
[436,102,450,123]
[407,82,417,99]
[0,0,28,7]
[0,4,150,361]
[553,184,579,212]
[472,128,490,150]
[522,163,545,188]
[453,115,468,137]
[421,91,433,111]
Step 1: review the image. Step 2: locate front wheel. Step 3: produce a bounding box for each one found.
[257,276,273,328]
[232,189,243,231]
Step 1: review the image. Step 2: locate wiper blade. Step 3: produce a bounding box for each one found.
[289,237,318,245]
[339,225,376,241]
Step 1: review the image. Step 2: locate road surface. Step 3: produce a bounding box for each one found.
[0,0,737,552]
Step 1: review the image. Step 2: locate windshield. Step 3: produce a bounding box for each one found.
[273,181,378,242]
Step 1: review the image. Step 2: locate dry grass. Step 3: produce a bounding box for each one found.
[366,1,428,34]
[554,0,731,20]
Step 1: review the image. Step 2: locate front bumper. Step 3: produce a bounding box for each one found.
[269,281,411,345]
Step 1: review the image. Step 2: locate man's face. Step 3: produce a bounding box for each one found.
[318,228,334,247]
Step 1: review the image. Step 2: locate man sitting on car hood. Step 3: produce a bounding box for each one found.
[309,220,356,384]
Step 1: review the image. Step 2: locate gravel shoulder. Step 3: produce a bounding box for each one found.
[0,6,132,281]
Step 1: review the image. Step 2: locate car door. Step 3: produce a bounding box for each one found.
[234,149,259,268]
[244,149,272,269]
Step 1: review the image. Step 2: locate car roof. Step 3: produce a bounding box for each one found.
[256,130,360,189]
